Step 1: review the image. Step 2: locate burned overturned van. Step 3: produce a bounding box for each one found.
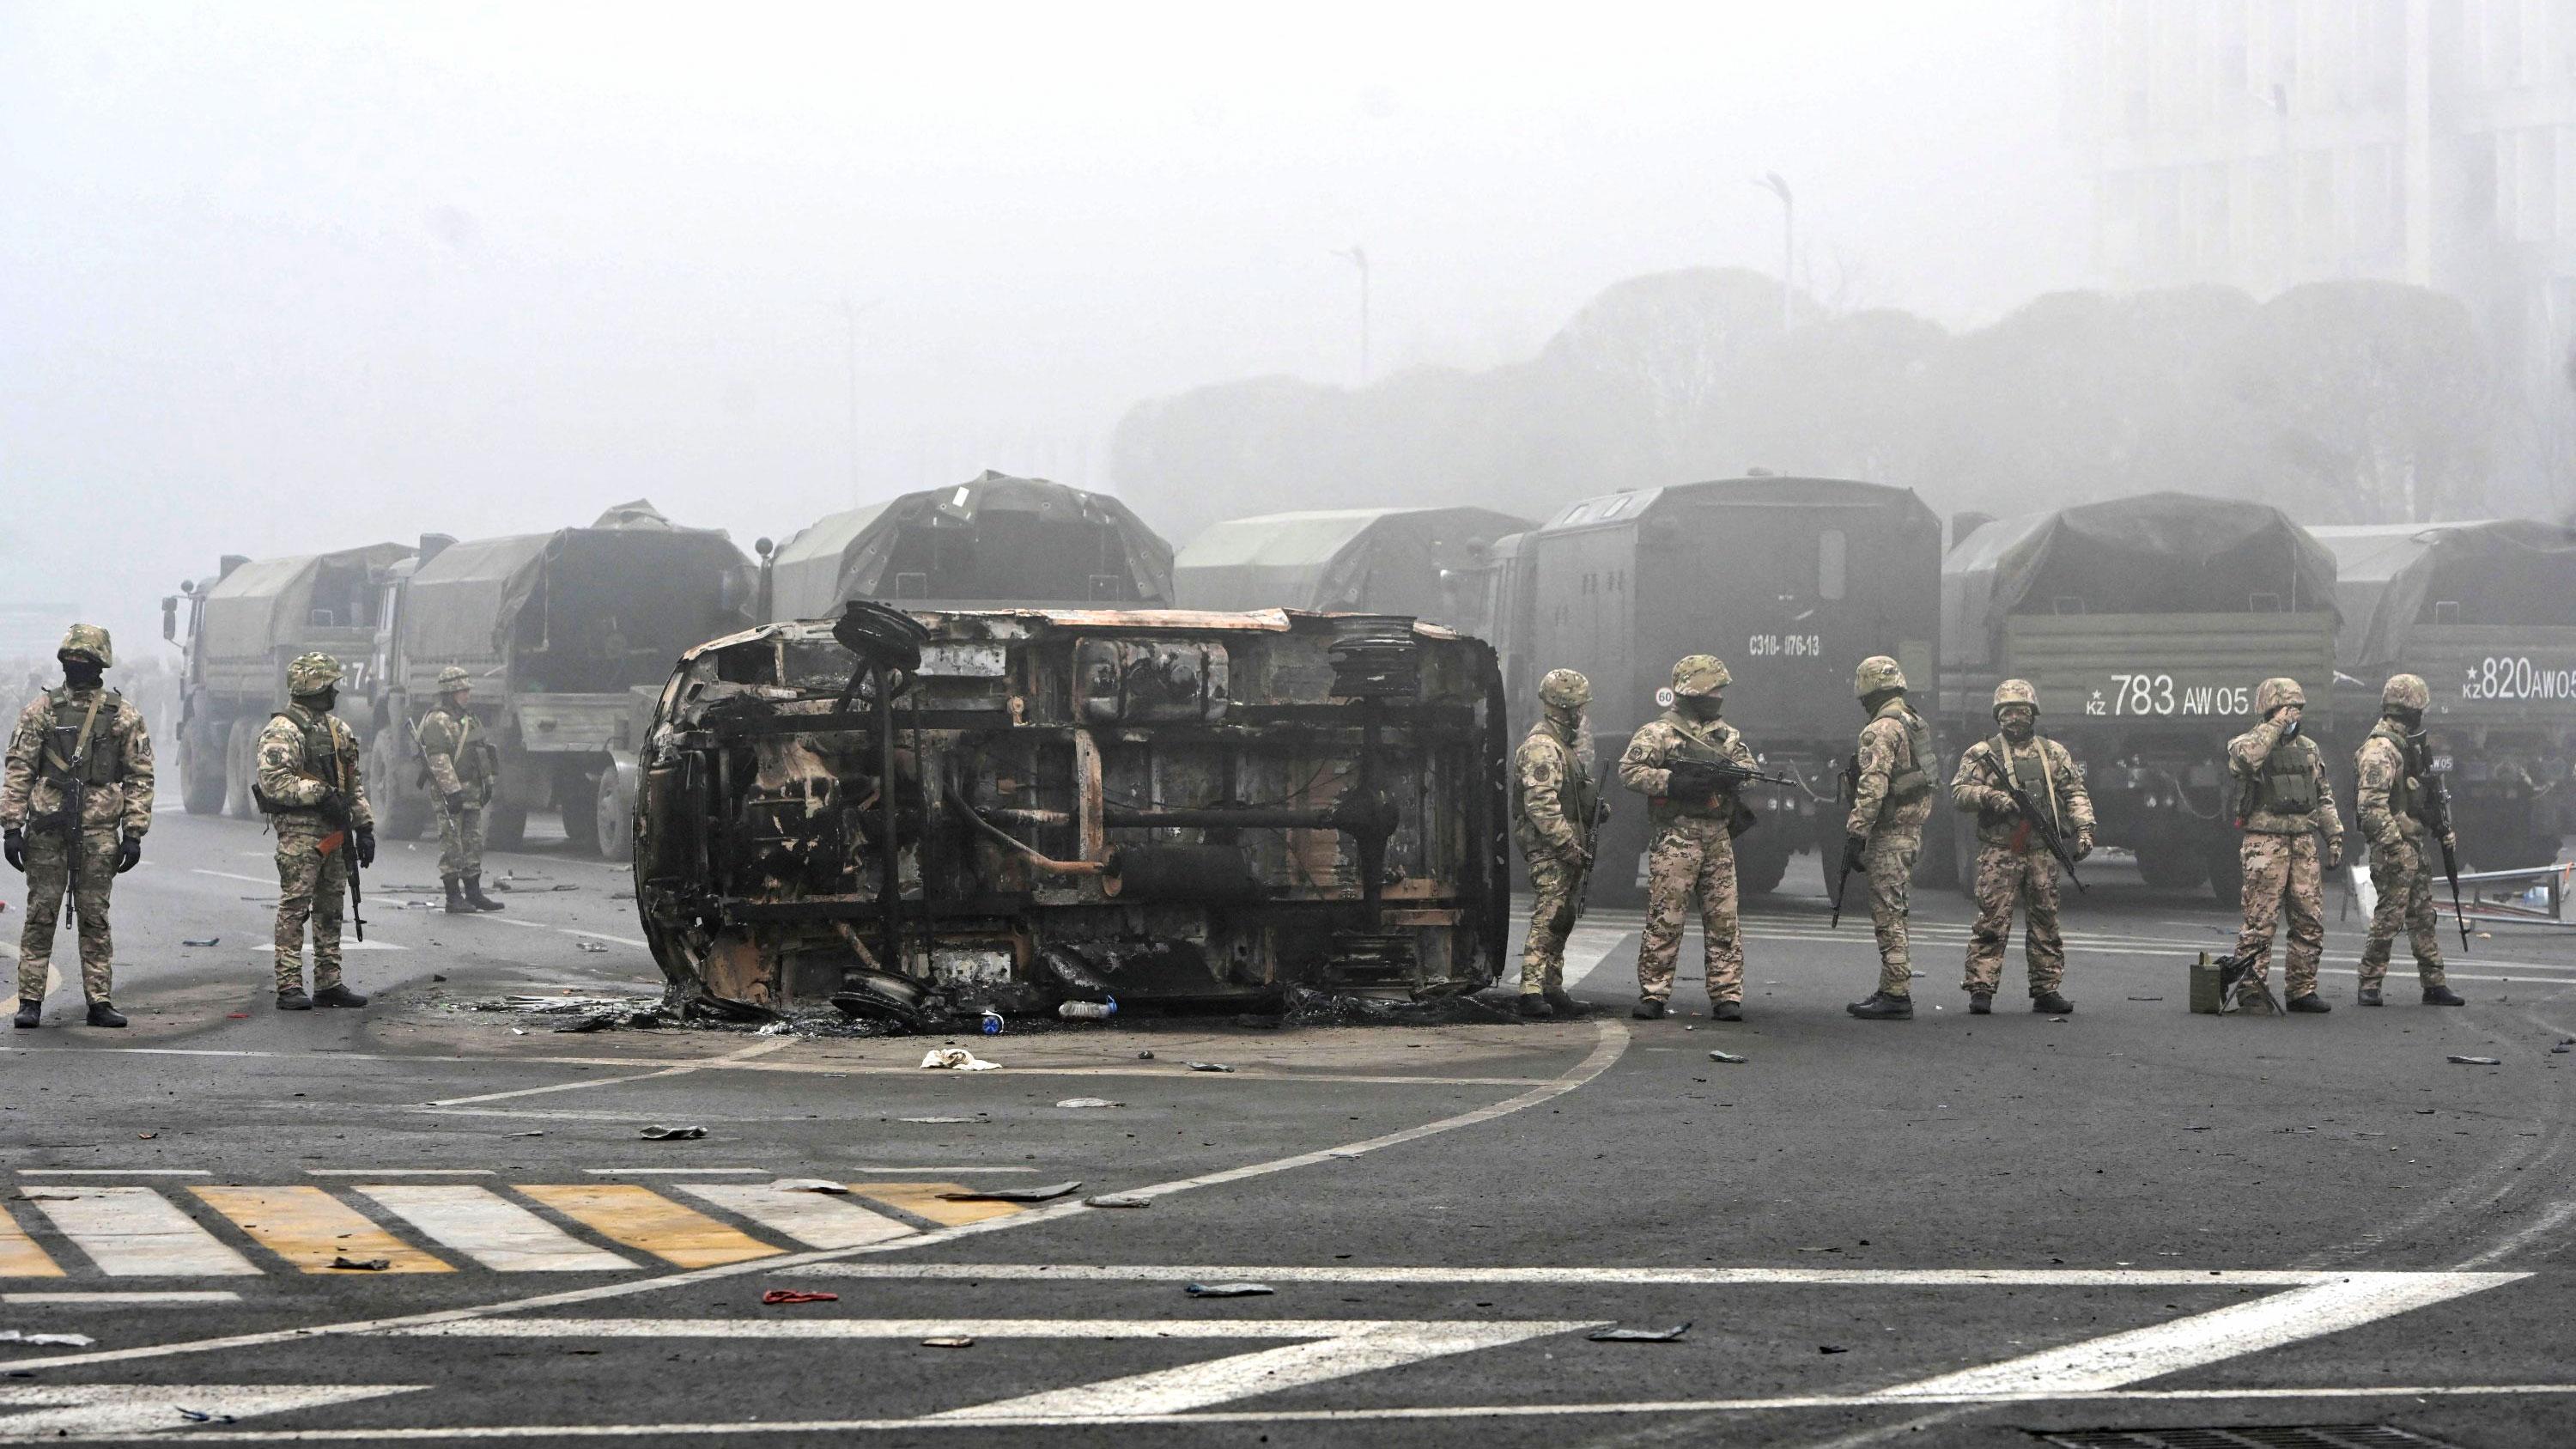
[632,605,1509,1015]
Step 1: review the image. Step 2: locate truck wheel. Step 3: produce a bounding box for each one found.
[1951,817,1981,898]
[1735,833,1790,895]
[487,801,528,850]
[595,761,636,864]
[223,718,260,819]
[557,765,603,854]
[182,721,227,815]
[369,735,430,840]
[2203,836,2245,911]
[2135,836,2207,892]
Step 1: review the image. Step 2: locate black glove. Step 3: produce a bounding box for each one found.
[355,828,376,868]
[443,791,466,815]
[1841,833,1869,874]
[1665,761,1721,801]
[3,828,21,873]
[319,793,350,829]
[114,836,141,874]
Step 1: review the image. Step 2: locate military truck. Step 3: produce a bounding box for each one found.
[363,502,754,859]
[762,472,1172,621]
[2315,520,2576,869]
[1508,478,1943,900]
[1173,507,1532,632]
[162,543,413,817]
[1943,493,2340,904]
[633,605,1507,1013]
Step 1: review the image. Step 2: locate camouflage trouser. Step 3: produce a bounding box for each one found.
[1518,838,1578,995]
[17,827,119,1005]
[1963,844,2063,996]
[2233,832,2324,1000]
[436,798,486,882]
[1635,816,1741,1004]
[1864,828,1921,997]
[273,828,349,993]
[2360,837,2447,991]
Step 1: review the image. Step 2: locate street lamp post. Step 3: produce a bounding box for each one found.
[1333,245,1370,382]
[1756,173,1793,334]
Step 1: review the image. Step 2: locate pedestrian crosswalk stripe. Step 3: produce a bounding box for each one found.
[515,1184,782,1268]
[191,1187,452,1275]
[352,1185,635,1272]
[0,1206,64,1277]
[671,1183,916,1249]
[20,1185,259,1277]
[848,1183,1025,1228]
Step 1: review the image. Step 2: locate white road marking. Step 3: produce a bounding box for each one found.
[808,1263,2361,1288]
[577,1168,769,1177]
[1875,1270,2525,1397]
[0,1020,1630,1373]
[1552,926,1638,989]
[1,1290,240,1305]
[191,868,274,886]
[353,1185,635,1273]
[0,1383,422,1436]
[671,1184,914,1249]
[425,1040,794,1107]
[562,929,649,949]
[249,941,407,953]
[396,1318,1483,1340]
[16,1170,211,1178]
[2458,1199,2576,1269]
[18,1185,259,1277]
[304,1169,492,1178]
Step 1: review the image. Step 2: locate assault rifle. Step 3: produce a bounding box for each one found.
[1550,795,1612,939]
[50,696,103,928]
[1828,756,1858,928]
[1974,749,2087,892]
[308,754,368,944]
[2415,735,2470,953]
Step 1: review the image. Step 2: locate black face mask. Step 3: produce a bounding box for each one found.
[60,661,103,689]
[300,687,338,713]
[1677,695,1722,722]
[2388,707,2424,734]
[2000,713,2035,744]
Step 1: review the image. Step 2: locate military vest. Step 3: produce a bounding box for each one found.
[257,705,346,813]
[425,709,495,782]
[1660,713,1739,821]
[2248,734,2320,817]
[2366,720,2424,824]
[1884,705,1936,802]
[37,688,123,787]
[1511,727,1594,830]
[1996,734,2062,836]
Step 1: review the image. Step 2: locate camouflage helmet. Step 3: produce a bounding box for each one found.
[2254,677,2306,716]
[1537,667,1592,710]
[1671,654,1731,697]
[2381,673,2430,711]
[287,651,344,696]
[1854,654,1907,697]
[437,666,473,692]
[1991,679,2038,716]
[55,624,112,668]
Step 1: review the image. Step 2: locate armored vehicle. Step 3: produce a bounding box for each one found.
[162,543,412,816]
[2316,520,2576,868]
[1943,493,2339,904]
[762,472,1172,621]
[364,502,753,857]
[632,604,1507,1014]
[1514,477,1942,899]
[1174,507,1531,632]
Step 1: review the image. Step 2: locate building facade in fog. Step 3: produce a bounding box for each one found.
[2064,0,2576,430]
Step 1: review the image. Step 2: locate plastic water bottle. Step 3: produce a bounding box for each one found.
[979,1010,1004,1035]
[1057,997,1117,1021]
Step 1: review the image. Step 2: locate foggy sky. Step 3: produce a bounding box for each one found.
[0,1,2082,654]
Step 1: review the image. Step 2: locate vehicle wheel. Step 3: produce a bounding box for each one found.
[2135,835,2207,892]
[2203,836,2245,911]
[487,801,528,850]
[557,765,603,854]
[595,762,636,864]
[181,720,227,815]
[223,718,260,819]
[1735,833,1790,895]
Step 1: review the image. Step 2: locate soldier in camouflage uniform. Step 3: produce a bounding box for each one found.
[1948,679,2094,1015]
[1512,668,1597,1019]
[2224,677,2343,1014]
[2353,673,2465,1008]
[255,653,374,1011]
[1844,655,1939,1020]
[1617,655,1760,1021]
[3,626,153,1029]
[419,666,505,914]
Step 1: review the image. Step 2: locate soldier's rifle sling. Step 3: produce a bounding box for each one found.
[1977,751,2085,893]
[2422,765,2470,953]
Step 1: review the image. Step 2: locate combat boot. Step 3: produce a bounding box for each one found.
[1710,999,1742,1022]
[276,988,313,1012]
[313,983,370,1008]
[1544,988,1583,1018]
[444,879,471,914]
[2032,991,2073,1015]
[2423,984,2465,1006]
[14,1001,40,1029]
[85,1001,126,1029]
[2286,993,2332,1014]
[1631,996,1666,1020]
[1967,991,1993,1015]
[1516,994,1551,1020]
[2358,985,2383,1007]
[464,876,506,911]
[1846,992,1913,1020]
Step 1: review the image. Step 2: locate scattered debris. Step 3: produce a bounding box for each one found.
[920,1336,975,1349]
[1707,1050,1747,1064]
[640,1124,708,1141]
[508,1130,546,1138]
[938,1181,1080,1203]
[431,974,447,983]
[1588,1323,1691,1342]
[180,937,219,948]
[920,1048,999,1072]
[225,1013,248,1020]
[552,1015,614,1034]
[898,1116,975,1124]
[1185,1282,1273,1298]
[0,1330,94,1347]
[1818,1344,1849,1355]
[176,1409,237,1424]
[1057,999,1117,1021]
[1137,1050,1155,1060]
[760,1289,838,1306]
[771,1179,850,1195]
[2447,1056,2501,1066]
[2126,995,2164,1002]
[1084,1193,1151,1209]
[1184,1062,1236,1074]
[329,1257,391,1272]
[2553,1044,2570,1056]
[1054,1097,1121,1109]
[575,941,610,953]
[2181,1124,2212,1131]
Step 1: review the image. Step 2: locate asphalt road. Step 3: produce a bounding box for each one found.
[3,808,2573,1446]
